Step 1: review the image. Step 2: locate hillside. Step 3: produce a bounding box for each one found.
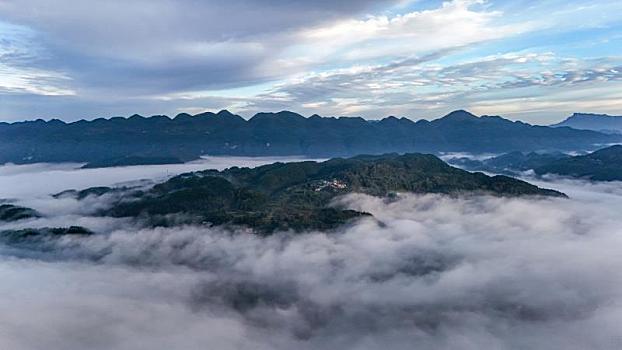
[0,227,93,252]
[0,110,618,164]
[448,151,570,175]
[0,204,41,222]
[535,145,622,181]
[78,153,566,232]
[447,145,622,181]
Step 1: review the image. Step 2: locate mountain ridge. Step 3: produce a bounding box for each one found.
[1,109,619,165]
[3,109,609,126]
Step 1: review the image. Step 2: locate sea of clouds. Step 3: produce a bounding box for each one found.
[1,158,621,350]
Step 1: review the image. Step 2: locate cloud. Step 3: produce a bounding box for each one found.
[1,169,622,349]
[467,79,622,122]
[0,22,75,96]
[0,156,319,234]
[0,0,392,54]
[0,0,532,120]
[0,156,314,200]
[0,0,621,122]
[218,52,621,122]
[0,0,396,98]
[294,0,526,63]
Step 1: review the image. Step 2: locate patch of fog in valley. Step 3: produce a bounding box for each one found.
[437,152,498,162]
[0,156,317,200]
[1,159,622,349]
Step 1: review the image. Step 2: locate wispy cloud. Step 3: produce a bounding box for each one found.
[0,22,74,96]
[222,52,622,122]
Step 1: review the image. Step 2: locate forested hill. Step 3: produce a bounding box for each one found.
[91,153,565,232]
[1,109,618,164]
[534,145,622,181]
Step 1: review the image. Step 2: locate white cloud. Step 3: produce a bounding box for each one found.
[0,0,621,121]
[0,22,75,96]
[0,65,75,96]
[0,0,533,107]
[294,0,528,63]
[2,173,622,349]
[219,52,622,121]
[0,156,315,200]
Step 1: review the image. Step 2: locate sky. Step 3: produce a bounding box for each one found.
[0,0,621,124]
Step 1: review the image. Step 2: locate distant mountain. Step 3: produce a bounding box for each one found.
[1,109,618,164]
[61,153,564,232]
[552,113,622,134]
[534,145,622,181]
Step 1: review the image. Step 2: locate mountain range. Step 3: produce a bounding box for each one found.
[1,110,619,165]
[552,113,622,134]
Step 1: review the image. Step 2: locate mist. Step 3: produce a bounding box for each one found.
[0,156,315,199]
[1,161,622,350]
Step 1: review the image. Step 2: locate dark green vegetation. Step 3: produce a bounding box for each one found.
[98,153,564,232]
[81,156,183,169]
[534,145,622,181]
[0,204,41,222]
[448,145,622,181]
[53,186,144,200]
[552,113,622,134]
[1,110,618,164]
[0,226,93,247]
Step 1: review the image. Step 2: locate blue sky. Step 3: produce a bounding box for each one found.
[0,0,621,124]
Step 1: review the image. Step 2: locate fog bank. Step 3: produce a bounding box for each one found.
[1,161,622,349]
[0,156,314,199]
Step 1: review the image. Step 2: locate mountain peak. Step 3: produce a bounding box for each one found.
[174,113,192,120]
[192,111,216,118]
[276,110,305,119]
[379,116,414,126]
[188,110,244,122]
[216,109,235,117]
[437,110,478,122]
[250,110,306,122]
[128,114,145,120]
[48,118,66,125]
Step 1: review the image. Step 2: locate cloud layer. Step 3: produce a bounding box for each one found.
[1,160,622,349]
